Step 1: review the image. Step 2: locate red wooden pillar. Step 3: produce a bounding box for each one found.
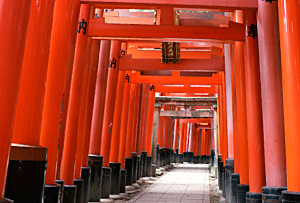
[234,10,249,186]
[183,124,188,152]
[118,71,132,168]
[40,0,80,185]
[179,123,186,154]
[221,71,228,162]
[157,115,164,148]
[12,0,56,146]
[125,84,137,158]
[131,85,141,153]
[145,87,156,155]
[278,0,300,194]
[74,38,94,179]
[244,10,266,193]
[257,0,286,188]
[89,40,111,155]
[195,129,201,156]
[60,4,91,185]
[138,85,150,154]
[109,70,126,162]
[173,110,180,151]
[0,1,32,198]
[224,44,234,159]
[231,44,240,174]
[100,40,122,167]
[82,40,101,167]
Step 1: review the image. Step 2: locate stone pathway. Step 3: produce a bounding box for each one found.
[128,164,210,203]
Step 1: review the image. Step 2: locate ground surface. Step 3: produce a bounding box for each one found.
[127,164,210,203]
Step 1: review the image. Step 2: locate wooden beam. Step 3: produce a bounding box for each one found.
[81,0,258,10]
[130,71,222,85]
[179,118,212,123]
[160,110,213,118]
[88,19,245,42]
[119,55,224,71]
[155,96,217,106]
[155,85,218,94]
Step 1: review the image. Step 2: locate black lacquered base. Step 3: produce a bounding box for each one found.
[230,173,240,203]
[142,151,148,176]
[246,192,262,203]
[225,159,234,203]
[125,158,133,185]
[74,179,84,203]
[120,169,127,193]
[146,156,152,177]
[63,185,77,203]
[109,162,121,195]
[55,180,65,203]
[44,184,61,203]
[88,155,103,202]
[237,184,249,203]
[178,154,183,163]
[282,190,300,202]
[262,186,286,203]
[132,153,138,183]
[101,167,112,198]
[0,198,13,203]
[81,167,91,203]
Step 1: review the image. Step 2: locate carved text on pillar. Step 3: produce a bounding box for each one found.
[78,19,87,35]
[150,85,155,92]
[109,57,117,69]
[247,24,258,39]
[125,74,130,83]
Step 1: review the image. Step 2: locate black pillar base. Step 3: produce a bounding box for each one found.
[137,155,141,180]
[156,145,160,167]
[120,169,127,193]
[282,190,300,202]
[262,186,287,203]
[55,180,64,203]
[146,156,152,177]
[218,158,223,190]
[230,173,240,203]
[125,158,133,185]
[141,151,147,176]
[132,153,138,183]
[237,184,249,203]
[63,185,77,203]
[81,167,91,203]
[222,166,226,198]
[88,155,103,202]
[74,179,84,203]
[0,198,13,203]
[225,159,234,202]
[183,152,188,162]
[5,159,47,203]
[178,154,183,163]
[109,162,121,195]
[44,184,61,203]
[246,192,262,203]
[101,167,112,198]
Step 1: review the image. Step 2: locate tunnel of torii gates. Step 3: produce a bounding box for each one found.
[2,0,300,203]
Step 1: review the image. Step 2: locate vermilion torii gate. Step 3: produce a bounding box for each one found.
[1,0,298,202]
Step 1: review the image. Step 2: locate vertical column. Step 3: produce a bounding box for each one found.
[278,0,300,200]
[12,0,56,145]
[244,10,266,197]
[81,40,101,168]
[257,0,287,199]
[151,103,162,166]
[118,71,132,168]
[131,85,141,153]
[60,4,91,185]
[89,40,111,155]
[224,44,234,159]
[234,10,249,187]
[173,114,180,151]
[100,40,122,167]
[0,0,32,199]
[145,88,156,155]
[39,0,80,186]
[125,84,137,158]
